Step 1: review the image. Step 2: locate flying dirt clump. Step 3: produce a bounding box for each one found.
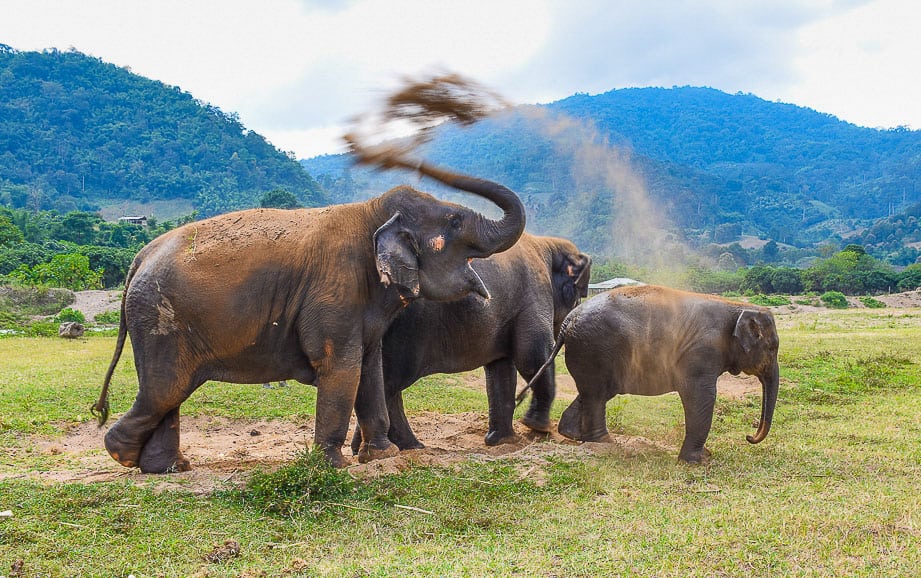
[343,72,508,170]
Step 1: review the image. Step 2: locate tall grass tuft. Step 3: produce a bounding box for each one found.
[236,447,359,516]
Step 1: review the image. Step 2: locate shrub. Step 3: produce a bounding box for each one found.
[94,310,120,324]
[238,447,358,516]
[24,320,59,337]
[820,291,849,309]
[859,295,886,309]
[748,294,791,307]
[55,307,86,324]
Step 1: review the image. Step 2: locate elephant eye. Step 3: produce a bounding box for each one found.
[449,215,462,230]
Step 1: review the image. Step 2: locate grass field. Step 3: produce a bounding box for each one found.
[1,308,919,576]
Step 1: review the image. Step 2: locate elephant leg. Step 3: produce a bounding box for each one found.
[557,395,583,440]
[138,407,191,473]
[518,359,554,434]
[677,380,717,464]
[349,426,362,456]
[103,354,197,472]
[559,393,611,442]
[314,366,363,468]
[579,394,611,442]
[349,391,422,455]
[484,358,519,446]
[386,391,425,450]
[514,331,556,433]
[353,344,399,464]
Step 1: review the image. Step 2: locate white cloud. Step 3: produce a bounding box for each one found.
[0,0,918,157]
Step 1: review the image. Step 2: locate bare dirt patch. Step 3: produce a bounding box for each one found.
[768,290,921,314]
[72,290,122,322]
[6,372,762,493]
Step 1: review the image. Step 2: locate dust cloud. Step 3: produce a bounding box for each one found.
[519,106,696,276]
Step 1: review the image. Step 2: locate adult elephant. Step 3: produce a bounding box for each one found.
[91,161,525,472]
[351,233,590,453]
[526,285,779,463]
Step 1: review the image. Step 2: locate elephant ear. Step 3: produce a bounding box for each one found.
[555,252,592,309]
[374,213,420,298]
[733,309,766,353]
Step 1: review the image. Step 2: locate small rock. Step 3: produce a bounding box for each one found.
[58,322,85,338]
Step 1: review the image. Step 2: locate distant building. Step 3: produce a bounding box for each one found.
[118,216,148,226]
[587,277,645,296]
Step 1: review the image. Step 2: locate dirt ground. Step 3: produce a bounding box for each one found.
[27,289,914,493]
[6,371,760,493]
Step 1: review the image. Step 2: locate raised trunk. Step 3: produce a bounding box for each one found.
[414,161,526,256]
[746,359,778,444]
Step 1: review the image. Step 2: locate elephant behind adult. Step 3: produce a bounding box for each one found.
[528,285,779,463]
[352,233,590,452]
[91,161,526,472]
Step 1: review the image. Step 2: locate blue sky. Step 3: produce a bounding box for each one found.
[1,0,917,158]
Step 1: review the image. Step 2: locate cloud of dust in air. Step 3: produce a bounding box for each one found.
[517,106,695,276]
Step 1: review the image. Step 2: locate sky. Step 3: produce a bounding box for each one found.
[1,0,918,159]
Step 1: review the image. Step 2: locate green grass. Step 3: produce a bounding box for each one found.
[1,308,920,575]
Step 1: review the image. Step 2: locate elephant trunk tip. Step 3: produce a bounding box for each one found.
[746,423,770,444]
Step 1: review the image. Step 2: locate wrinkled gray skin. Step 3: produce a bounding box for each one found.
[533,285,779,464]
[91,162,525,472]
[350,233,590,453]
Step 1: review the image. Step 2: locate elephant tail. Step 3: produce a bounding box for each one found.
[515,332,566,407]
[90,263,136,426]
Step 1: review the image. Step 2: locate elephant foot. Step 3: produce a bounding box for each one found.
[139,446,191,474]
[678,446,712,465]
[318,445,352,468]
[357,441,399,464]
[582,431,612,443]
[557,420,581,441]
[520,410,551,433]
[392,436,425,451]
[484,429,519,446]
[138,412,191,474]
[103,424,143,469]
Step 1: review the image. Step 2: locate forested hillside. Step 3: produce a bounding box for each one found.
[306,87,921,264]
[0,46,325,217]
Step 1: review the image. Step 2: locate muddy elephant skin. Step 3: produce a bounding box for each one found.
[92,163,525,472]
[352,233,590,452]
[538,285,779,463]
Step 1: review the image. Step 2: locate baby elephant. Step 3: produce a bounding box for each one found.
[526,285,779,463]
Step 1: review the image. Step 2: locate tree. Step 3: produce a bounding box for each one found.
[897,264,921,291]
[10,253,102,290]
[0,214,24,247]
[760,239,779,263]
[54,211,101,245]
[259,187,302,209]
[740,265,775,294]
[770,267,803,294]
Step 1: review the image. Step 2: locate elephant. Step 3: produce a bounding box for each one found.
[90,161,525,472]
[526,285,779,463]
[349,233,591,453]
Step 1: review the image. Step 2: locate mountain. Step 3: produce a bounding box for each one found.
[0,45,326,218]
[304,86,921,263]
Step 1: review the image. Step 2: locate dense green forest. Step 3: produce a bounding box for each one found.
[2,46,920,297]
[0,45,326,217]
[305,87,921,265]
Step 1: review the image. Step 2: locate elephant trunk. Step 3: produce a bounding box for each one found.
[416,162,526,257]
[746,359,778,444]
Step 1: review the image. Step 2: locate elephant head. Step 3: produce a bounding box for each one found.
[374,161,526,302]
[552,249,592,330]
[732,309,780,445]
